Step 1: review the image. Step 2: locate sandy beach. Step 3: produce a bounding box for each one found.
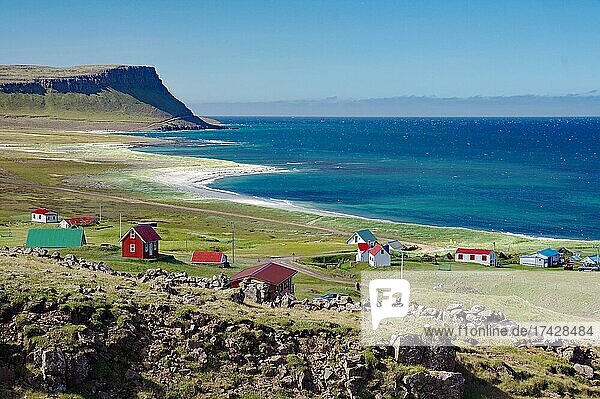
[149,164,353,216]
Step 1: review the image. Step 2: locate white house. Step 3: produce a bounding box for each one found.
[31,208,58,223]
[454,248,497,266]
[368,243,391,267]
[356,243,371,262]
[582,255,600,266]
[346,229,377,246]
[519,248,562,268]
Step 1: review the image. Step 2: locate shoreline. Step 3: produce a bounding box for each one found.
[148,164,358,217]
[142,155,595,244]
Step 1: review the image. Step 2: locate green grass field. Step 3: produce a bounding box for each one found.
[1,128,600,294]
[2,128,600,399]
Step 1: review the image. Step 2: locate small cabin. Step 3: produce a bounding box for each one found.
[191,251,228,267]
[582,255,600,265]
[455,248,497,266]
[26,228,86,248]
[368,243,391,267]
[356,242,371,262]
[120,225,162,259]
[230,262,297,296]
[31,208,58,223]
[60,216,99,229]
[519,248,561,268]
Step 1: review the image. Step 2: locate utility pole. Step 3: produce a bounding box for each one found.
[119,213,122,240]
[401,249,404,280]
[231,222,235,265]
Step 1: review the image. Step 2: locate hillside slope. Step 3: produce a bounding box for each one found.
[0,65,222,131]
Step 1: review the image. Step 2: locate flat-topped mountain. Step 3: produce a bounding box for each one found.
[0,64,222,131]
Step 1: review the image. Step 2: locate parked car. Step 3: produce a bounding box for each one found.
[578,264,600,272]
[563,263,573,270]
[313,293,350,302]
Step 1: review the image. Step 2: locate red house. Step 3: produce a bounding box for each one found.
[191,251,228,267]
[120,225,162,259]
[230,262,297,295]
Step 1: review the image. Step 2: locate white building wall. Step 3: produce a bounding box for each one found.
[32,213,58,223]
[454,252,496,266]
[369,250,391,267]
[520,255,547,267]
[356,249,370,262]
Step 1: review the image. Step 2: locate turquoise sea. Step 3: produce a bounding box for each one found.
[133,117,600,240]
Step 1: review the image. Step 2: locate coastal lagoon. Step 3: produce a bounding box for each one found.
[133,117,600,240]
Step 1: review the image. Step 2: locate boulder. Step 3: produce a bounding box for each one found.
[229,288,245,304]
[574,363,594,379]
[403,371,464,399]
[390,334,456,371]
[41,347,67,392]
[557,346,593,365]
[0,364,16,387]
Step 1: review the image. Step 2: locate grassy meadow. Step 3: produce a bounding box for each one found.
[1,128,600,302]
[3,128,600,399]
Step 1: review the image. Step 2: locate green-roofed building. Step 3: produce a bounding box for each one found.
[26,228,87,248]
[346,229,377,245]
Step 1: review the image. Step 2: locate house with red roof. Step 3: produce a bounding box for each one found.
[356,242,372,262]
[368,243,391,267]
[59,216,99,229]
[230,262,297,296]
[120,224,162,259]
[31,208,58,223]
[455,248,497,266]
[191,251,228,267]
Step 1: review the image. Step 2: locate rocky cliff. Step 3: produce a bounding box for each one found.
[0,65,222,131]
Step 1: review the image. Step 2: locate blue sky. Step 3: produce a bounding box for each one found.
[1,1,599,103]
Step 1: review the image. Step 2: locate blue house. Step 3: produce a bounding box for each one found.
[519,248,562,268]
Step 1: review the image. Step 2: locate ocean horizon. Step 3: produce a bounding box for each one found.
[133,117,600,240]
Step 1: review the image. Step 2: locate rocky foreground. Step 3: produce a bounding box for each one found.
[0,247,599,398]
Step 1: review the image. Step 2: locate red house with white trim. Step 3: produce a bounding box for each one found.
[230,262,297,296]
[191,251,228,267]
[120,225,162,259]
[454,248,497,266]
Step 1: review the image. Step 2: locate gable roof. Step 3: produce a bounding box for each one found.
[521,252,545,259]
[191,251,225,263]
[538,248,560,257]
[369,243,388,256]
[32,208,57,215]
[230,262,297,285]
[63,216,98,226]
[120,225,162,243]
[456,248,493,255]
[357,243,371,252]
[387,240,406,251]
[347,229,377,244]
[26,228,86,248]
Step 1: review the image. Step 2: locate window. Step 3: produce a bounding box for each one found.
[482,255,487,261]
[130,244,135,253]
[458,254,463,260]
[470,255,475,260]
[130,230,135,239]
[154,242,157,250]
[144,243,148,252]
